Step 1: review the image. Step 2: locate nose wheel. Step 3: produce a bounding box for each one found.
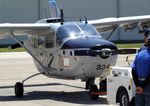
[90,84,99,100]
[15,82,24,97]
[85,78,95,89]
[89,79,107,100]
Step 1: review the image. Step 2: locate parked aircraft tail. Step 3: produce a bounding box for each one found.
[48,0,60,18]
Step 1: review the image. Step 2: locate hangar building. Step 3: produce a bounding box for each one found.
[0,0,150,45]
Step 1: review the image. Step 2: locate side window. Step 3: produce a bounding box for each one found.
[38,36,45,48]
[45,32,55,48]
[29,36,45,49]
[56,33,62,47]
[29,36,38,48]
[29,32,55,49]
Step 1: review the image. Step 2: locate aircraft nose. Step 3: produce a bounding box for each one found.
[61,37,117,50]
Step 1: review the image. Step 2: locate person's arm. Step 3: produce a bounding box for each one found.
[132,69,140,87]
[132,69,144,93]
[144,75,150,88]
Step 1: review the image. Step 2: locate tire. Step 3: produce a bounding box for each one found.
[90,84,99,100]
[119,90,129,106]
[15,82,24,97]
[99,79,107,92]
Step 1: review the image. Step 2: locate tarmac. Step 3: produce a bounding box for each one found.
[0,52,134,106]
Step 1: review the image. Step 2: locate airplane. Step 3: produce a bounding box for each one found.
[0,0,150,100]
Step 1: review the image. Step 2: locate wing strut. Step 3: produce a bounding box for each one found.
[106,26,118,40]
[9,30,47,71]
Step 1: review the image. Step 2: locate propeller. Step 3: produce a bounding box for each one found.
[90,45,138,58]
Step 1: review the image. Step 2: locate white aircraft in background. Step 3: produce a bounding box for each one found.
[0,0,150,100]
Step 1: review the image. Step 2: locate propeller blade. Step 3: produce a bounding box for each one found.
[113,49,138,55]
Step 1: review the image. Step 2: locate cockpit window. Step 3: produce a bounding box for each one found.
[56,25,81,46]
[56,24,101,46]
[79,24,99,36]
[57,25,81,40]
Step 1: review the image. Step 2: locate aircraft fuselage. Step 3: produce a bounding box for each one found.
[24,21,118,81]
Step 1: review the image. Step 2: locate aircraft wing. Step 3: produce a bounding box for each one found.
[89,15,150,32]
[0,23,53,38]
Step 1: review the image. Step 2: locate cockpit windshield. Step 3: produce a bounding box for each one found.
[57,24,82,40]
[79,24,99,36]
[56,23,101,46]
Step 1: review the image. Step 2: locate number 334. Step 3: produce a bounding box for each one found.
[96,64,110,70]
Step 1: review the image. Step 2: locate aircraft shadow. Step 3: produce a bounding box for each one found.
[0,83,107,105]
[0,91,107,105]
[0,83,84,89]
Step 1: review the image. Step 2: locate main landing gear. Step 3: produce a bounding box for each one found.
[14,72,43,97]
[89,79,107,100]
[15,82,24,97]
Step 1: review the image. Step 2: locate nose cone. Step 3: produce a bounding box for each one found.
[61,37,117,50]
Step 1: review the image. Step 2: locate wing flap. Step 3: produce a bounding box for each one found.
[0,23,54,38]
[141,20,150,29]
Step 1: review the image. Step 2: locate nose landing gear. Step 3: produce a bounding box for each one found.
[85,78,95,89]
[90,84,99,100]
[89,79,107,100]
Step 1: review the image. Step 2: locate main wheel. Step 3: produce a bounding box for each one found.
[119,90,129,106]
[90,84,99,100]
[15,82,24,97]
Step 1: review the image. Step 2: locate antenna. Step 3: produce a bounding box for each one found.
[60,8,64,25]
[85,17,88,24]
[44,8,48,19]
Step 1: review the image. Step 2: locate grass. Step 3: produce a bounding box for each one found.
[0,48,25,52]
[116,43,142,48]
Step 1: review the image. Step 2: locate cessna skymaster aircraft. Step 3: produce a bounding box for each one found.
[0,0,150,99]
